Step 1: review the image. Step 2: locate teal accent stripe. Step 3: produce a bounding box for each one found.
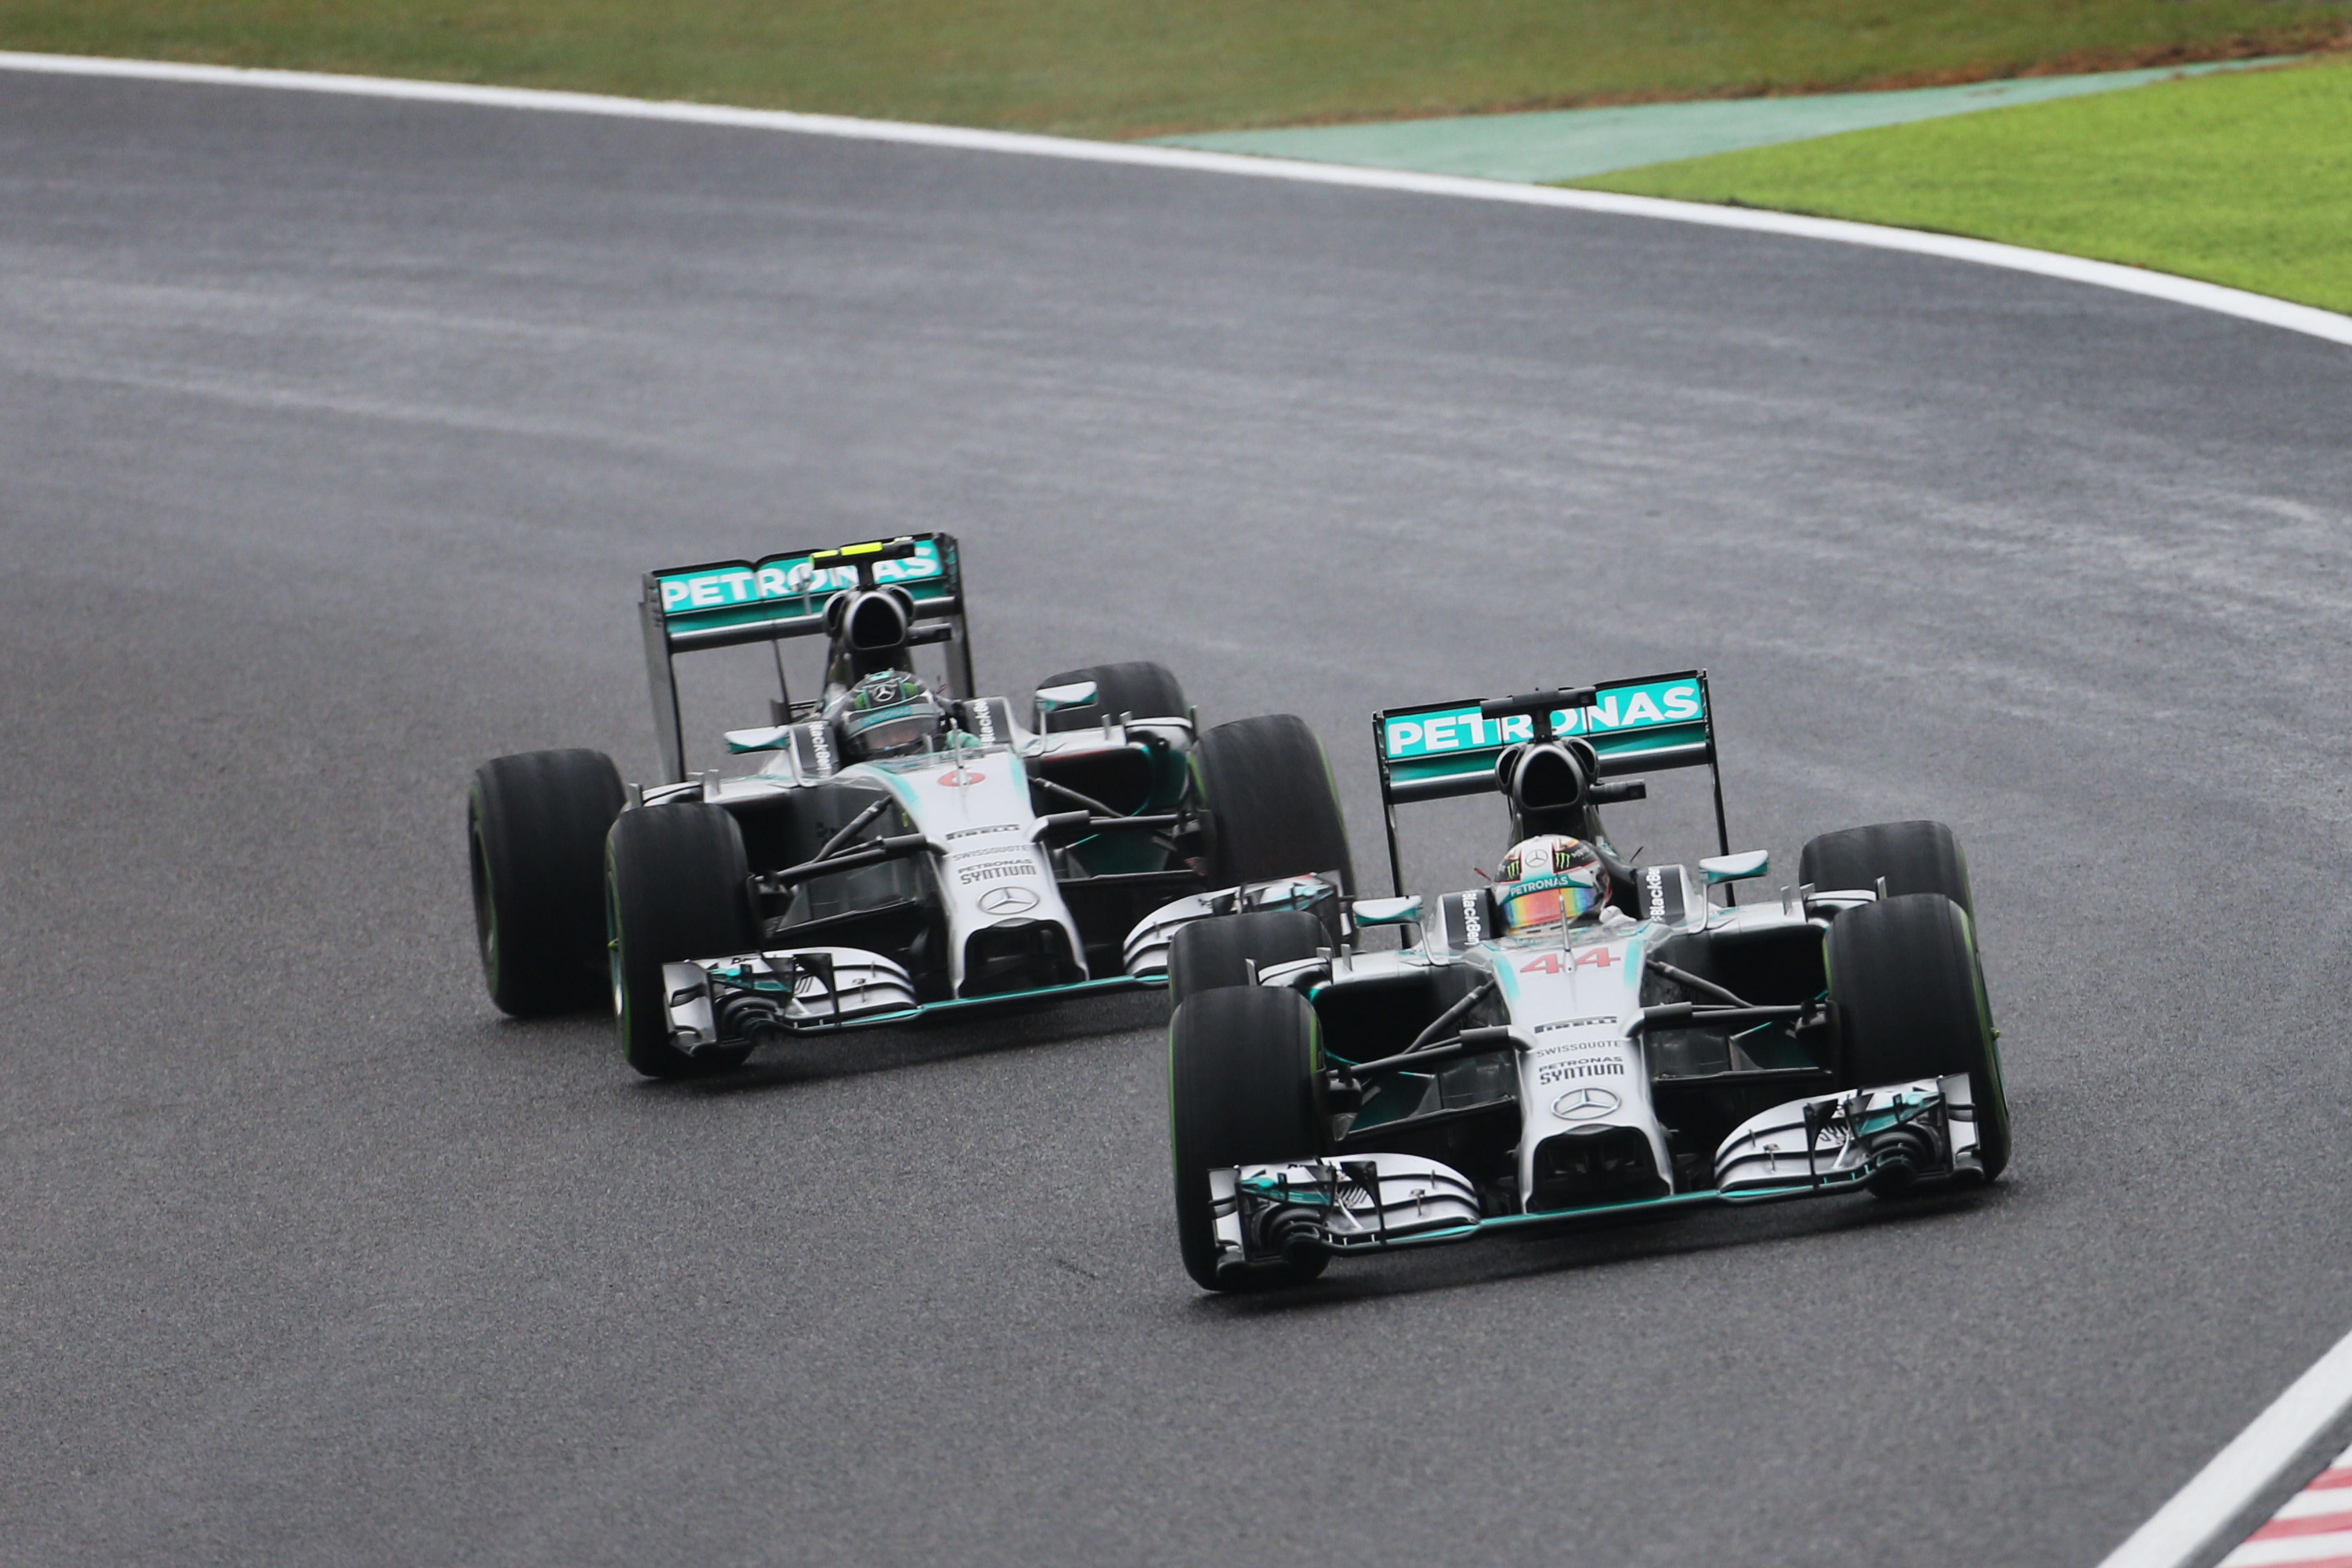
[781,974,1161,1035]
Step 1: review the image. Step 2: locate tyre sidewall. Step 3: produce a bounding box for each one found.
[1194,715,1354,894]
[470,750,623,1016]
[1828,893,2009,1180]
[1169,986,1326,1290]
[1800,820,1973,916]
[607,804,758,1079]
[1036,661,1189,732]
[1166,909,1328,1006]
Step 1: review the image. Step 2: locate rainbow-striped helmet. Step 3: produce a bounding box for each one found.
[1494,834,1609,936]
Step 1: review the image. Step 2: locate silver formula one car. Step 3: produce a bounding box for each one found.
[1164,671,2011,1291]
[466,534,1352,1077]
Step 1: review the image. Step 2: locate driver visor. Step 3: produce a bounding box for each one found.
[1497,871,1604,931]
[845,703,938,755]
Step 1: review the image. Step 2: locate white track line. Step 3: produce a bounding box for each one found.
[2215,1439,2352,1568]
[2100,1328,2352,1568]
[5,50,2351,350]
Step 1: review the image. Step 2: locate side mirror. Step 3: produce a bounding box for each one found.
[1033,681,1098,715]
[1699,850,1769,885]
[1352,895,1424,926]
[724,725,792,754]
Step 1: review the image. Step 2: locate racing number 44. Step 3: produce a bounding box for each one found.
[1520,949,1616,975]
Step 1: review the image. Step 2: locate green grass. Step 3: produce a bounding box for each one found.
[2,1,2349,137]
[1576,56,2352,315]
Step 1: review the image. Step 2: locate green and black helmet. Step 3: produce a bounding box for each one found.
[838,670,945,760]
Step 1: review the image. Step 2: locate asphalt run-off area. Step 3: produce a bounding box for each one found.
[1153,57,2290,182]
[3,57,2350,1568]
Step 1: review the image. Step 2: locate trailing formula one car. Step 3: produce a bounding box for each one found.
[466,534,1352,1077]
[1165,670,2011,1290]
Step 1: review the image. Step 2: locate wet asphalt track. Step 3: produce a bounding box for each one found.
[5,68,2352,1568]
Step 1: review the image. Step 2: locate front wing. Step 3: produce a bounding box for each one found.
[1207,1077,1984,1276]
[658,946,1161,1057]
[654,872,1348,1059]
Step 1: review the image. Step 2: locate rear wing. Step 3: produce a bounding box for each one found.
[639,533,974,783]
[1369,670,1730,896]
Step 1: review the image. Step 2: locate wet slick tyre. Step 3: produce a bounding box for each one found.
[1037,661,1188,731]
[1827,893,2010,1185]
[1195,714,1354,893]
[606,804,759,1079]
[1800,820,1974,918]
[1170,986,1328,1291]
[1167,909,1327,1007]
[469,749,624,1016]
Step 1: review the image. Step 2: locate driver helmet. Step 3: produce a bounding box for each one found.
[837,670,946,760]
[1494,834,1611,938]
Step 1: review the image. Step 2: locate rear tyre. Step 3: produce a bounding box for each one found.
[1037,661,1189,730]
[1195,714,1355,893]
[1799,820,1973,917]
[1827,893,2010,1184]
[606,804,760,1079]
[468,749,625,1017]
[1167,909,1328,1007]
[1169,986,1329,1291]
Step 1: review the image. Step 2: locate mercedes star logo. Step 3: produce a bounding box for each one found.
[1553,1087,1620,1120]
[977,885,1039,915]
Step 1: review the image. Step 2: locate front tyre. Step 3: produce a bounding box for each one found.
[1169,986,1329,1291]
[606,804,760,1079]
[469,749,624,1016]
[1036,661,1189,730]
[1166,909,1328,1007]
[1194,715,1354,894]
[1827,893,2010,1183]
[1799,820,1973,917]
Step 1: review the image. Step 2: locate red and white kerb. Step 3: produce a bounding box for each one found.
[2219,1440,2352,1568]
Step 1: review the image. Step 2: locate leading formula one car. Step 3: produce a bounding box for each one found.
[1164,670,2011,1290]
[466,534,1353,1077]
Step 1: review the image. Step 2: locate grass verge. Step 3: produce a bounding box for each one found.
[1576,56,2352,316]
[1,1,2349,138]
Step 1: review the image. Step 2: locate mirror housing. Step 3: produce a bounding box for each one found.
[1352,895,1424,926]
[724,725,792,754]
[1034,681,1098,715]
[1699,850,1770,885]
